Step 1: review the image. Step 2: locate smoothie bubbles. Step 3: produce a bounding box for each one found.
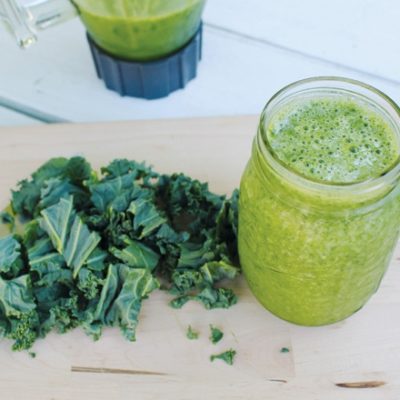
[1,0,206,98]
[239,77,400,326]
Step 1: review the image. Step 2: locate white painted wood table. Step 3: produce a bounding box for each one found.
[0,0,399,125]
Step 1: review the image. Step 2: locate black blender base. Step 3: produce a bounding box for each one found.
[87,24,203,100]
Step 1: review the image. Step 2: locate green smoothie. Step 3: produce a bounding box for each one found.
[73,0,205,61]
[239,88,400,326]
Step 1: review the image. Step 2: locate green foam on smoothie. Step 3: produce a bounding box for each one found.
[266,97,399,183]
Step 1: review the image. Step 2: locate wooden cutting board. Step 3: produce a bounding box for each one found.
[0,116,399,400]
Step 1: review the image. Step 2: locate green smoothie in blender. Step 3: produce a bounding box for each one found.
[72,0,206,60]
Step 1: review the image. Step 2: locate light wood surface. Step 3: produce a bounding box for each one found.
[1,1,399,125]
[0,116,399,400]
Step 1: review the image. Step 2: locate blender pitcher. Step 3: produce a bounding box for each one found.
[1,0,206,98]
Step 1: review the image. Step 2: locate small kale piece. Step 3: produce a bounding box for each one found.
[210,349,236,366]
[186,325,199,340]
[280,347,290,353]
[209,325,224,344]
[77,268,103,300]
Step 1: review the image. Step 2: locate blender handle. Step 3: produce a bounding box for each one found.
[1,0,78,48]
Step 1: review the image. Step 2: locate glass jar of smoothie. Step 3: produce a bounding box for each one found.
[239,77,400,326]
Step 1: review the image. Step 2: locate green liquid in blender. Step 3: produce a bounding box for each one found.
[73,0,205,61]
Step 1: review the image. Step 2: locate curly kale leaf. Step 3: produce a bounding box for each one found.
[105,266,159,341]
[0,275,39,351]
[101,159,157,182]
[8,310,39,351]
[0,235,23,276]
[0,275,36,316]
[170,287,237,310]
[77,268,103,300]
[89,172,139,213]
[110,237,160,271]
[128,196,167,238]
[11,157,91,218]
[40,196,100,278]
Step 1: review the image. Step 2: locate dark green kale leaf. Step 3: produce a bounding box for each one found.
[195,287,238,309]
[8,310,39,351]
[85,248,108,271]
[210,349,236,365]
[11,157,91,218]
[89,172,139,213]
[0,274,36,316]
[30,255,72,287]
[128,196,167,238]
[39,196,100,278]
[156,173,224,235]
[101,159,157,182]
[0,274,39,350]
[11,158,69,218]
[110,237,160,271]
[0,235,23,276]
[92,264,120,323]
[105,265,159,341]
[77,268,103,300]
[209,325,224,344]
[38,293,80,336]
[200,260,239,284]
[39,178,87,210]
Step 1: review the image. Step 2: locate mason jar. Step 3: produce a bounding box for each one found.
[239,77,400,326]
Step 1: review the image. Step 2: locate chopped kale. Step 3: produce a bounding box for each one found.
[209,325,224,344]
[0,157,239,351]
[210,349,236,366]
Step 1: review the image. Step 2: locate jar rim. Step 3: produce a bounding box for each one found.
[258,76,400,195]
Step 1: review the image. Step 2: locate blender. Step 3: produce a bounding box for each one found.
[0,0,206,99]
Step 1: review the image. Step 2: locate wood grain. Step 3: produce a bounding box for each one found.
[0,116,399,400]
